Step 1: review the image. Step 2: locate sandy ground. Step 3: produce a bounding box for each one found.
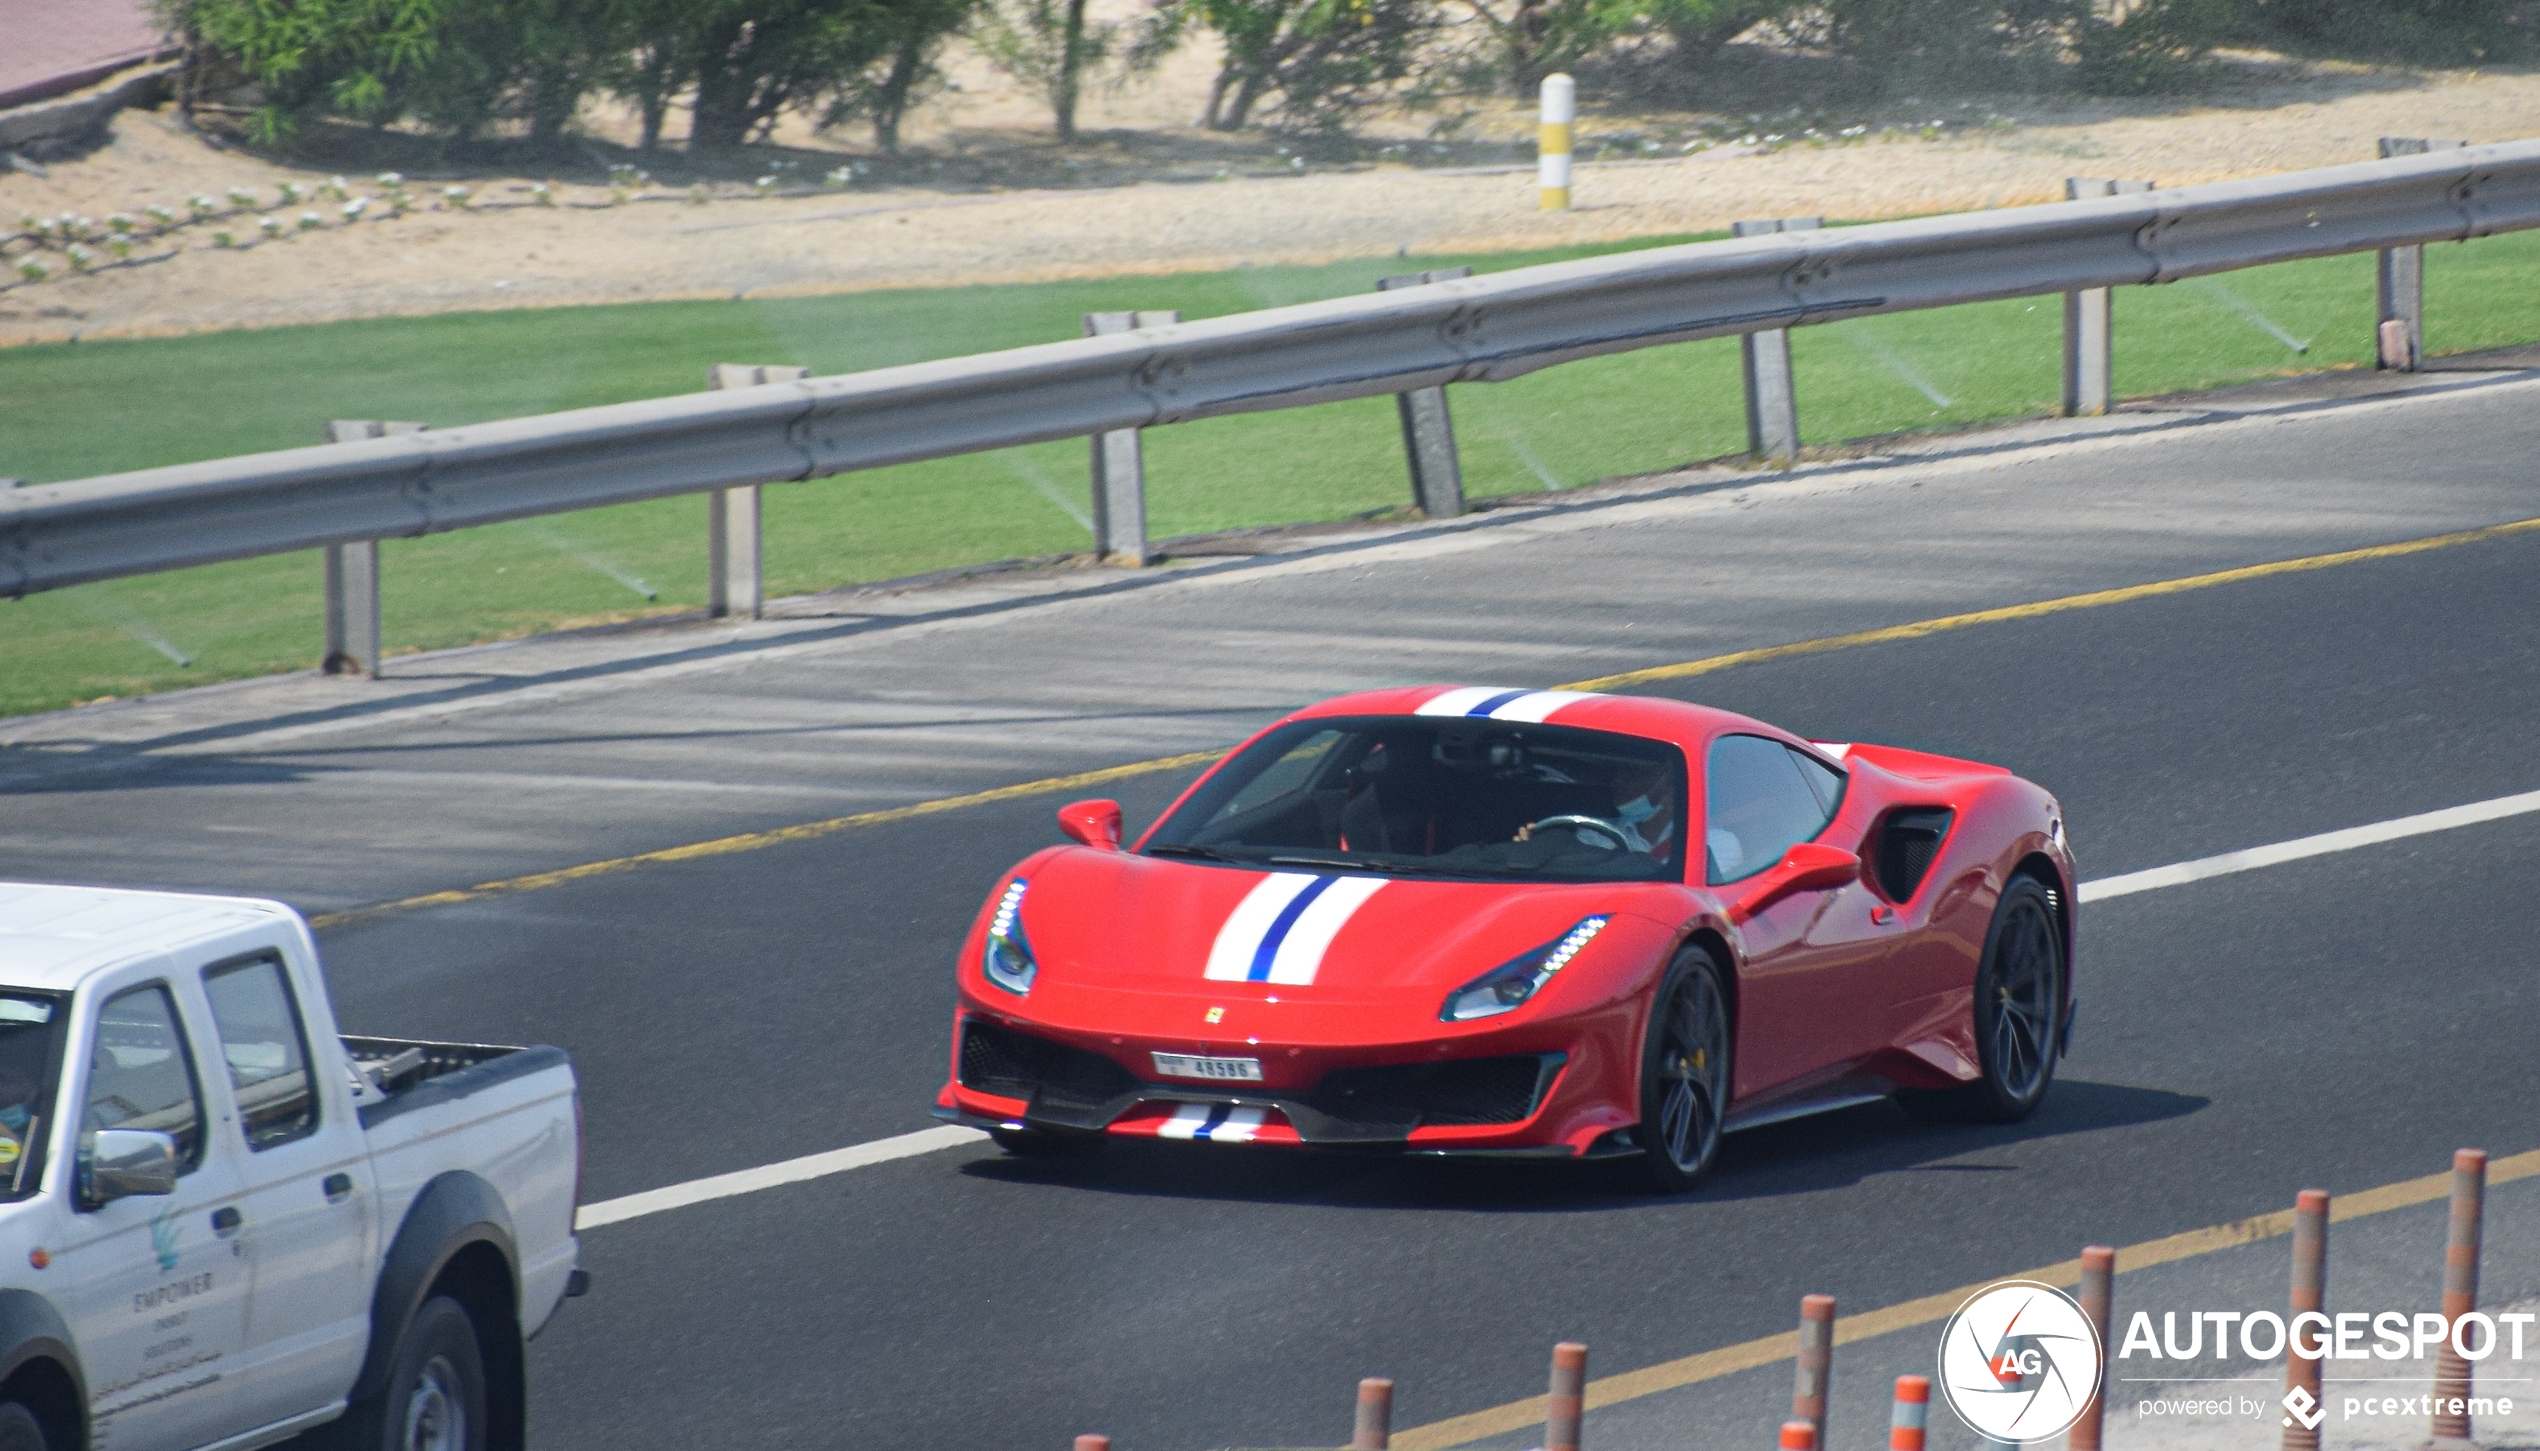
[4,51,2540,346]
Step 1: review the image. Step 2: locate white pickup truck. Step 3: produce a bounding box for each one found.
[0,882,585,1451]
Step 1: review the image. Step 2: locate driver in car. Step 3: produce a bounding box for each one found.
[1515,761,1679,859]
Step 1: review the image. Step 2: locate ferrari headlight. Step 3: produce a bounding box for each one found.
[982,879,1037,995]
[1440,916,1608,1022]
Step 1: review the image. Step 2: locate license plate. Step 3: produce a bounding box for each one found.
[1152,1052,1263,1082]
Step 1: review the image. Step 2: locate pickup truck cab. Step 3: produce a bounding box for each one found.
[0,882,584,1451]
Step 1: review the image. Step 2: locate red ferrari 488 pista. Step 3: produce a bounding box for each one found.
[934,686,2075,1189]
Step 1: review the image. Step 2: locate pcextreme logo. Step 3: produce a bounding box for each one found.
[1939,1281,2105,1444]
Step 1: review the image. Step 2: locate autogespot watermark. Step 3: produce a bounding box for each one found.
[1938,1284,2537,1443]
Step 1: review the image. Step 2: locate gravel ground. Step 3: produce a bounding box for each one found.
[4,63,2539,347]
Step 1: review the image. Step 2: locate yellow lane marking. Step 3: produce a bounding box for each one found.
[304,751,1223,930]
[1559,515,2540,693]
[1391,1147,2540,1451]
[308,514,2540,931]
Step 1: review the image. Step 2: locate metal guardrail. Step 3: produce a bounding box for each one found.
[7,139,2540,601]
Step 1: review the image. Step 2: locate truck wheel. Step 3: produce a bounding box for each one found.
[322,1295,489,1451]
[0,1403,49,1451]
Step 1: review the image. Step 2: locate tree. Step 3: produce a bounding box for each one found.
[158,0,446,146]
[1170,0,1438,131]
[824,0,982,150]
[681,0,897,149]
[978,0,1128,140]
[1458,0,1641,92]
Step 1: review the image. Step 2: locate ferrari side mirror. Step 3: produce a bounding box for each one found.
[1728,842,1860,923]
[1057,798,1124,850]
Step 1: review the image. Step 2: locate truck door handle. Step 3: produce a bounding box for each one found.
[210,1206,242,1236]
[322,1173,354,1203]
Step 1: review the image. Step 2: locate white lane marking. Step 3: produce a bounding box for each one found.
[579,785,2540,1230]
[2077,786,2540,903]
[1262,875,1386,985]
[573,1125,986,1230]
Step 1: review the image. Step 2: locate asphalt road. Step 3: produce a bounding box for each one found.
[5,371,2539,1449]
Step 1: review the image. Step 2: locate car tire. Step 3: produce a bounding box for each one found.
[0,1402,50,1451]
[1631,944,1734,1193]
[1899,876,2064,1125]
[318,1294,489,1451]
[989,1125,1107,1158]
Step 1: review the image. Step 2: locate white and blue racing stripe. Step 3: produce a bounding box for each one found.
[1157,1104,1267,1141]
[1414,686,1599,723]
[1204,872,1387,985]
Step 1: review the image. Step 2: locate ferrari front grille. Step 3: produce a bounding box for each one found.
[1307,1053,1564,1129]
[958,1018,1141,1109]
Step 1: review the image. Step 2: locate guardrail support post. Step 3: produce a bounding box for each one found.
[1734,217,1819,466]
[1083,310,1179,566]
[319,419,423,678]
[1377,268,1471,519]
[2374,139,2464,370]
[704,364,807,619]
[2061,179,2154,416]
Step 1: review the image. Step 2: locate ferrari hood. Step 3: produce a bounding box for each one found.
[1008,846,1663,1004]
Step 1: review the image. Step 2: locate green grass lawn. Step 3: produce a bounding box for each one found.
[3,227,2534,719]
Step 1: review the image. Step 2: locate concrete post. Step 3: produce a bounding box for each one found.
[320,419,424,678]
[2375,138,2464,370]
[1377,267,1471,519]
[704,364,808,619]
[1538,73,1575,211]
[1734,217,1820,466]
[1082,310,1179,566]
[2062,179,2154,417]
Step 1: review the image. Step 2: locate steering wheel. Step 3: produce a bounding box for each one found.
[1522,814,1630,851]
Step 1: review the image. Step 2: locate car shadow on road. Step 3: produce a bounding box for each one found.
[955,1078,2209,1213]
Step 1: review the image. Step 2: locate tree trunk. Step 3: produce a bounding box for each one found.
[1054,0,1090,140]
[1221,67,1273,128]
[873,35,925,152]
[1201,63,1234,128]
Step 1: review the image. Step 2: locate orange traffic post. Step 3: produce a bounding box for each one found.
[1782,1420,1819,1451]
[2070,1246,2117,1451]
[1794,1294,1836,1449]
[1547,1342,1588,1451]
[1888,1376,1930,1451]
[2281,1189,2330,1451]
[1075,1437,1110,1451]
[1354,1377,1394,1450]
[2432,1149,2488,1442]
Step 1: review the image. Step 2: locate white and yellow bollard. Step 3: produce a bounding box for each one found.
[1537,73,1574,211]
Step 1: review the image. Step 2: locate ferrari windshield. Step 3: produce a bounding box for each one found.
[1146,716,1687,882]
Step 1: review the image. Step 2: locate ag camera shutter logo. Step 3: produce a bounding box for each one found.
[1939,1281,2104,1443]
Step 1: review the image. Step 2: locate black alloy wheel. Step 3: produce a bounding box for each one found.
[1634,945,1733,1192]
[1902,876,2064,1124]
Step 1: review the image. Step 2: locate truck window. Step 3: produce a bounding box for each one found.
[84,985,206,1174]
[203,956,319,1150]
[0,992,66,1200]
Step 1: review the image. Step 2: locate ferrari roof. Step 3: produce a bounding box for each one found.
[1291,685,1769,745]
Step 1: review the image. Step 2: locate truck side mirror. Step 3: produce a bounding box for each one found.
[83,1129,179,1205]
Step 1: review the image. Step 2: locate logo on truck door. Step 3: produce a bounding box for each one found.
[150,1199,181,1272]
